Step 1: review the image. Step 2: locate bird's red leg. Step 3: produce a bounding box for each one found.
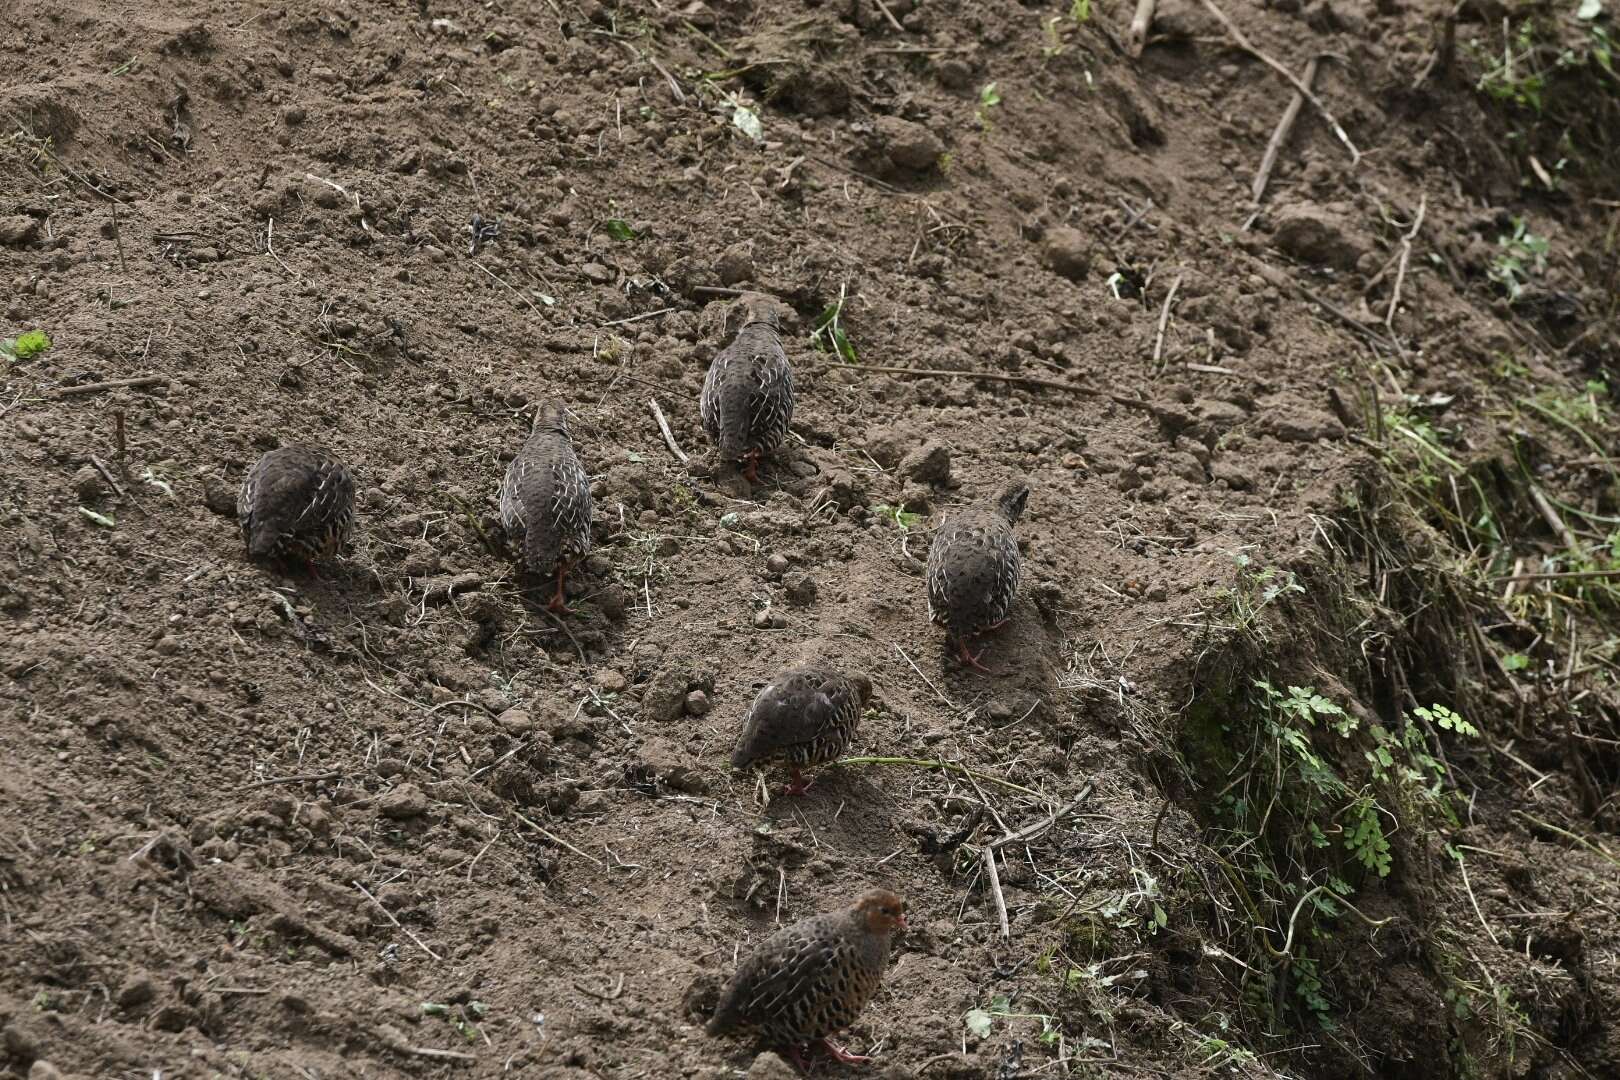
[782,766,814,797]
[741,449,761,483]
[547,559,572,613]
[954,637,993,674]
[819,1036,872,1064]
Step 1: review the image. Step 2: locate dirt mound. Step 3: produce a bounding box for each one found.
[3,1,1619,1078]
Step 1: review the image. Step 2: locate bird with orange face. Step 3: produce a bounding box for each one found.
[707,888,906,1070]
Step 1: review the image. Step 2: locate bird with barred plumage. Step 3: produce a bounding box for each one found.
[237,445,355,569]
[700,293,794,483]
[707,888,905,1071]
[925,480,1030,672]
[730,666,871,796]
[499,400,593,612]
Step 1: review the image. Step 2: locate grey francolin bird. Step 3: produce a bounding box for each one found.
[238,445,355,567]
[730,667,871,796]
[926,480,1030,672]
[700,293,794,482]
[707,888,905,1070]
[499,401,593,611]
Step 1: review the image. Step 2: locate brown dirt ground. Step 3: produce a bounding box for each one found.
[3,1,1619,1078]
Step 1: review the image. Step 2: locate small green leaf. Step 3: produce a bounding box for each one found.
[79,507,116,528]
[13,330,50,358]
[964,1008,993,1039]
[603,219,638,241]
[420,1003,450,1017]
[1501,652,1530,671]
[979,82,1001,108]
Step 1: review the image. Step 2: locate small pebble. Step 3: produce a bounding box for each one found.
[684,690,711,716]
[594,669,628,694]
[72,464,106,501]
[764,553,790,578]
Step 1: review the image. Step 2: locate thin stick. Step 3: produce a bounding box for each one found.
[241,771,341,790]
[691,285,745,298]
[871,0,906,33]
[1128,0,1157,57]
[110,204,128,273]
[1251,56,1320,205]
[832,756,1047,801]
[1457,853,1500,947]
[1528,484,1578,552]
[597,306,676,329]
[512,811,605,866]
[1513,811,1620,870]
[1492,568,1620,583]
[397,1045,476,1064]
[893,643,956,710]
[471,262,543,318]
[56,376,168,398]
[1200,0,1359,164]
[353,880,443,961]
[1152,274,1183,368]
[987,784,1096,850]
[88,455,129,503]
[265,216,300,280]
[1385,194,1426,332]
[648,398,689,464]
[982,846,1010,941]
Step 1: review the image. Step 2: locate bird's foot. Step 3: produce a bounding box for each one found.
[819,1037,872,1064]
[781,769,815,797]
[547,563,574,613]
[741,450,761,484]
[954,638,993,675]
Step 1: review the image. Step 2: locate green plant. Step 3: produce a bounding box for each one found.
[872,504,922,530]
[602,218,638,241]
[1071,0,1092,22]
[809,283,856,363]
[1,329,50,361]
[1475,19,1551,111]
[976,82,1001,129]
[965,994,1063,1046]
[421,1000,488,1043]
[1489,217,1550,301]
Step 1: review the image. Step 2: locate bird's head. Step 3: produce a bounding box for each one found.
[849,672,874,705]
[853,888,907,935]
[736,291,785,332]
[533,400,571,435]
[994,480,1030,524]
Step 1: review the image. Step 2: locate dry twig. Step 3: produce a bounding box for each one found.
[1251,56,1321,208]
[354,880,443,961]
[1200,0,1359,163]
[1152,274,1183,368]
[1128,0,1157,57]
[56,376,169,398]
[648,398,689,464]
[1385,194,1426,332]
